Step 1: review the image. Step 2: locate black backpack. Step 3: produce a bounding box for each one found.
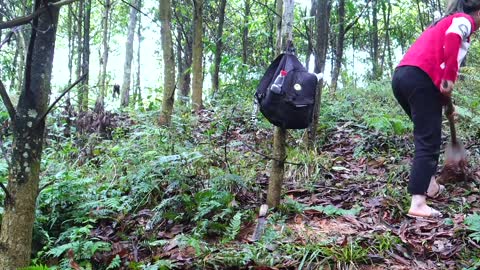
[255,51,318,129]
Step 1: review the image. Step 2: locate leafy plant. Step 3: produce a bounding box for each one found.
[465,214,480,242]
[222,212,243,243]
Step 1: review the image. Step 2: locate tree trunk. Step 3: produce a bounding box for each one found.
[212,0,227,95]
[183,43,192,99]
[371,0,380,79]
[15,32,26,95]
[242,0,251,64]
[76,0,83,110]
[383,0,393,75]
[67,5,74,85]
[330,0,344,93]
[274,0,283,55]
[191,0,203,111]
[267,0,294,208]
[96,0,111,112]
[304,4,314,70]
[176,24,185,103]
[307,0,330,148]
[120,0,139,107]
[415,0,425,30]
[81,0,91,111]
[267,127,287,207]
[65,3,75,137]
[159,0,176,125]
[0,1,60,268]
[134,0,142,105]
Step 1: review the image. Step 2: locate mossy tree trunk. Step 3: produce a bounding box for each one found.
[0,1,60,268]
[191,0,204,111]
[159,0,176,125]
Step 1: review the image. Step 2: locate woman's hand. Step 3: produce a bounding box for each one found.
[441,80,454,97]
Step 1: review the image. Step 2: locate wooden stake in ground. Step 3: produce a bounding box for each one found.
[266,0,294,208]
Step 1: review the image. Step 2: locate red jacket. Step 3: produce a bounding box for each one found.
[399,13,477,90]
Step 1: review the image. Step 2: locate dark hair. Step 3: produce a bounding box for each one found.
[432,0,480,26]
[446,0,480,15]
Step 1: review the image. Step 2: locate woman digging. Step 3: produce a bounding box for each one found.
[392,0,480,218]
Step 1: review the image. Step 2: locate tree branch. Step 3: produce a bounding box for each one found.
[0,182,12,203]
[0,0,79,30]
[35,73,87,128]
[119,0,160,28]
[345,0,372,34]
[0,80,16,120]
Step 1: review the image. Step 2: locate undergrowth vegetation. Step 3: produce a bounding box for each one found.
[2,78,480,269]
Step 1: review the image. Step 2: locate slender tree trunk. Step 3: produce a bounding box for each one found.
[15,32,26,95]
[65,4,74,137]
[242,0,250,64]
[304,5,313,70]
[415,0,425,30]
[307,0,330,147]
[331,0,344,93]
[274,0,283,55]
[383,0,393,75]
[212,0,227,95]
[159,0,176,125]
[191,0,203,111]
[0,1,60,268]
[134,0,142,105]
[371,0,380,79]
[76,0,83,110]
[180,40,192,100]
[67,5,74,85]
[176,24,186,103]
[120,0,139,107]
[96,0,111,112]
[81,0,91,111]
[267,0,294,208]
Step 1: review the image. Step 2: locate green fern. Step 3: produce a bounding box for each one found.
[106,255,121,270]
[222,212,243,243]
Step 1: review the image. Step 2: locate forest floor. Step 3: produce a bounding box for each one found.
[84,108,480,270]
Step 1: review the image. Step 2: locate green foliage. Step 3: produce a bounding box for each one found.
[305,205,362,217]
[19,265,51,270]
[106,255,121,270]
[321,240,370,266]
[222,212,243,243]
[45,225,111,262]
[281,197,362,217]
[463,259,480,270]
[465,214,480,242]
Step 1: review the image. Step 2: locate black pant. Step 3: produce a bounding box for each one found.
[392,66,443,195]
